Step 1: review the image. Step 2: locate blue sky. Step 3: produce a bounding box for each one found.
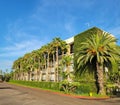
[0,0,120,72]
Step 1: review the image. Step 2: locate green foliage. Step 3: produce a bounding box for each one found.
[74,27,103,71]
[3,71,11,82]
[59,55,74,81]
[10,80,60,90]
[74,27,119,95]
[75,82,97,94]
[60,80,80,94]
[109,71,120,83]
[106,83,120,96]
[74,27,102,52]
[4,75,11,82]
[74,71,95,82]
[75,30,119,75]
[10,80,98,96]
[12,37,68,82]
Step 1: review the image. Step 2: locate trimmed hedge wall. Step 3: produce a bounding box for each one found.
[10,80,97,94]
[74,27,119,75]
[73,27,103,93]
[74,27,102,52]
[75,82,97,94]
[74,27,103,71]
[10,80,60,91]
[73,27,103,84]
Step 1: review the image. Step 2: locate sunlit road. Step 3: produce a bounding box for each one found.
[0,82,119,105]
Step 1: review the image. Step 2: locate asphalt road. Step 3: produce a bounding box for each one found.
[0,82,120,105]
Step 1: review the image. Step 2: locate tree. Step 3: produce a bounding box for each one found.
[60,55,73,81]
[52,37,68,82]
[22,53,31,81]
[60,55,79,94]
[75,32,120,95]
[0,70,3,75]
[42,43,51,81]
[12,57,23,80]
[0,69,3,81]
[52,38,61,82]
[40,45,48,81]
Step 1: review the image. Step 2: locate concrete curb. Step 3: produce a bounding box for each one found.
[50,91,110,100]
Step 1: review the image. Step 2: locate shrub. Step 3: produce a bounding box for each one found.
[10,80,97,95]
[10,80,60,91]
[60,80,80,94]
[106,84,120,96]
[75,82,97,94]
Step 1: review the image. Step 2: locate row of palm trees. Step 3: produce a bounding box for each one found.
[12,31,120,95]
[12,37,71,82]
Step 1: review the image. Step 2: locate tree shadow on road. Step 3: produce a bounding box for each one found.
[0,87,12,89]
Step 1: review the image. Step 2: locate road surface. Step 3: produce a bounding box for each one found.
[0,82,119,105]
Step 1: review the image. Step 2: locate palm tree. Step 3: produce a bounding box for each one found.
[18,57,25,80]
[60,55,73,82]
[39,51,46,81]
[52,37,68,82]
[40,45,49,81]
[52,38,62,82]
[35,50,43,81]
[49,42,56,82]
[75,32,120,95]
[45,43,51,81]
[60,40,68,56]
[23,53,33,81]
[20,57,28,81]
[12,57,23,80]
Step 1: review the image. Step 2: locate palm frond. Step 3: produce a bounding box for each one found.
[75,32,119,76]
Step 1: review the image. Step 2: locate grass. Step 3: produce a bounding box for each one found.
[8,81,109,99]
[8,82,63,93]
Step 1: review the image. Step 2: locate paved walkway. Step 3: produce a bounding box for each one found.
[0,82,120,105]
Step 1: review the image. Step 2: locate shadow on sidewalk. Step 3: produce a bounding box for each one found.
[0,87,12,89]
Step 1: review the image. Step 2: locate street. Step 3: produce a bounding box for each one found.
[0,82,119,105]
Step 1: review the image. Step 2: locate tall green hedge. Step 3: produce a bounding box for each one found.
[10,80,97,94]
[10,80,60,91]
[74,27,103,52]
[74,27,103,79]
[74,27,119,74]
[75,82,97,94]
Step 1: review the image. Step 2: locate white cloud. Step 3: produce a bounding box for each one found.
[64,22,74,34]
[108,26,120,45]
[0,39,44,72]
[0,39,43,57]
[109,27,120,36]
[0,60,13,71]
[5,20,37,42]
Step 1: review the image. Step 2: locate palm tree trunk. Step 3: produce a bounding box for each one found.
[28,71,30,81]
[43,54,47,81]
[96,62,105,95]
[66,65,71,82]
[46,53,50,81]
[52,53,56,82]
[38,57,41,81]
[56,47,59,82]
[62,51,64,57]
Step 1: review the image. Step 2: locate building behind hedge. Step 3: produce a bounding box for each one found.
[12,27,118,82]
